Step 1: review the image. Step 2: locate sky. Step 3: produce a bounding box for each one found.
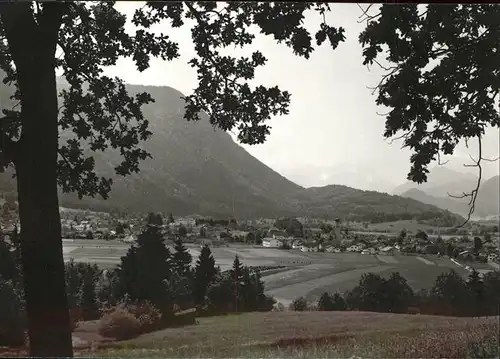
[106,2,499,193]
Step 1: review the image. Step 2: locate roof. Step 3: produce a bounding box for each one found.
[263,237,281,242]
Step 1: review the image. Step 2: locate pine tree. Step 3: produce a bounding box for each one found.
[116,225,172,314]
[146,212,163,226]
[78,264,101,321]
[172,237,192,277]
[194,245,217,306]
[230,256,244,311]
[64,259,82,310]
[467,269,484,316]
[331,292,347,311]
[240,269,270,312]
[317,292,334,311]
[231,255,243,282]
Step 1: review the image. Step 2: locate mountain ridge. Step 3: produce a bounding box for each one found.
[0,80,463,223]
[397,166,499,218]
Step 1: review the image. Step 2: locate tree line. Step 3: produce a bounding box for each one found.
[290,270,500,317]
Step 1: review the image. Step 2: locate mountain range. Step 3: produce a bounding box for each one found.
[394,167,499,219]
[0,79,464,223]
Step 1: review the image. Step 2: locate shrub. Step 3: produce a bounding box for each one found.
[98,307,141,340]
[259,295,276,312]
[126,301,162,332]
[289,296,308,311]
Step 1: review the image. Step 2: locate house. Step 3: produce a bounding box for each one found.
[262,238,282,248]
[380,246,395,255]
[301,243,317,252]
[362,247,377,255]
[325,245,335,252]
[347,245,361,252]
[458,250,475,262]
[267,227,287,238]
[122,234,136,243]
[176,217,196,227]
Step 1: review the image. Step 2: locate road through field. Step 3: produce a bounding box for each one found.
[267,265,391,304]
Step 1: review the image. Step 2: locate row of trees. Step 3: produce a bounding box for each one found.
[358,211,460,227]
[291,269,500,317]
[0,223,275,346]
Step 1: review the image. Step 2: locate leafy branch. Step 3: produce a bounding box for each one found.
[359,4,500,225]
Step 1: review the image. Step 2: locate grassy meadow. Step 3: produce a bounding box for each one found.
[85,311,499,358]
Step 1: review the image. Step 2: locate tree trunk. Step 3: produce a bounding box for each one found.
[15,80,73,353]
[1,3,73,357]
[15,62,73,357]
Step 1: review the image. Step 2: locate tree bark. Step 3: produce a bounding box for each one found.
[1,3,73,357]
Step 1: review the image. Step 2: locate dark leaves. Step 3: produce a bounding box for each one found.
[1,2,345,200]
[360,4,500,183]
[180,2,344,144]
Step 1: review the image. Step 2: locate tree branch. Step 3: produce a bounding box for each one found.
[356,3,380,24]
[448,135,487,228]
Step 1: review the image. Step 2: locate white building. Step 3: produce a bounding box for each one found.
[122,235,136,243]
[347,245,362,252]
[175,218,196,227]
[262,238,282,248]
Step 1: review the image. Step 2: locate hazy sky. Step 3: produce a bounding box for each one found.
[106,2,499,192]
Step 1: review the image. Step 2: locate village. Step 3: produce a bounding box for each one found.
[13,207,492,272]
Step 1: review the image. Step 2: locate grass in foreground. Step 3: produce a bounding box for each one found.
[82,311,499,358]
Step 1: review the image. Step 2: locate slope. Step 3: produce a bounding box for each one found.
[58,84,303,218]
[0,79,464,223]
[393,166,478,197]
[400,188,472,218]
[291,185,462,225]
[475,175,500,218]
[399,175,499,218]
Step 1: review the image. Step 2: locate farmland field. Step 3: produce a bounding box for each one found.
[86,311,499,358]
[63,240,479,305]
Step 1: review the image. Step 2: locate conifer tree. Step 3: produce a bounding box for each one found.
[231,255,243,282]
[317,292,334,311]
[193,245,217,306]
[172,237,192,277]
[116,225,172,313]
[78,264,101,321]
[231,256,244,311]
